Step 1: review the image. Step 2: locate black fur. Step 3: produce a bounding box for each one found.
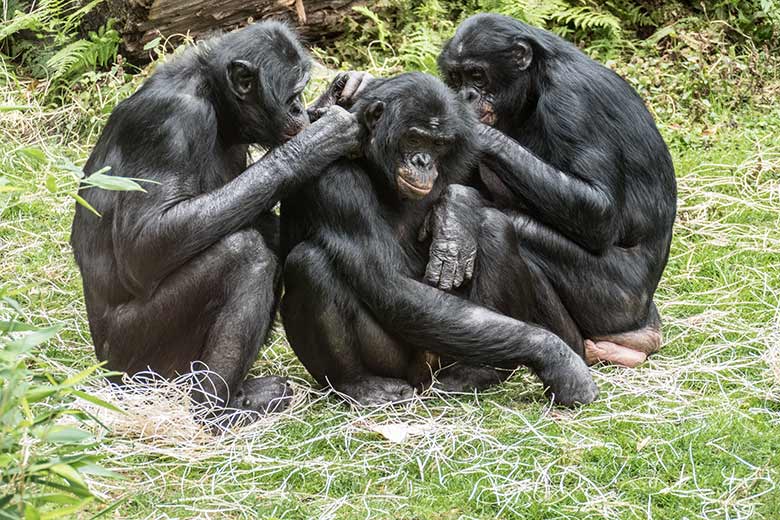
[70,22,360,426]
[280,73,597,407]
[435,14,676,347]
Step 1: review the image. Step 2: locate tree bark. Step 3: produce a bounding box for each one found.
[83,0,374,62]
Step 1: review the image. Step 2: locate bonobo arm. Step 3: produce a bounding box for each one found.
[477,124,620,253]
[309,164,597,406]
[113,106,359,299]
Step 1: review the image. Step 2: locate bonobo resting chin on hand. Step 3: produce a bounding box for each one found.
[425,14,676,376]
[280,72,598,407]
[70,22,369,427]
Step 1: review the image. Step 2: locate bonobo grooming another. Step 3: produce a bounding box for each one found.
[429,14,676,370]
[70,22,364,425]
[280,73,597,406]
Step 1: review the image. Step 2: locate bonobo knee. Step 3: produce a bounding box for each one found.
[220,229,266,263]
[284,243,328,282]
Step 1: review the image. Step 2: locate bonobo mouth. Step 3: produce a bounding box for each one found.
[478,105,497,126]
[397,167,437,200]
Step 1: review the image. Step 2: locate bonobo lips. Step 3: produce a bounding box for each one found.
[397,168,436,200]
[479,107,497,126]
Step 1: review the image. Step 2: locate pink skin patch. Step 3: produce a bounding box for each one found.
[584,339,648,368]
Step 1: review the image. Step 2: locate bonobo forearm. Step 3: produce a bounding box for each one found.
[170,117,351,235]
[123,111,357,296]
[478,125,616,250]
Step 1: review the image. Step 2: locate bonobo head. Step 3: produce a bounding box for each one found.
[351,73,476,200]
[207,22,311,147]
[438,14,551,129]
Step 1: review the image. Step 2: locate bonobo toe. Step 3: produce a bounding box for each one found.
[538,358,599,407]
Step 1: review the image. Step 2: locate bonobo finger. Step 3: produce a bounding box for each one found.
[452,257,466,288]
[439,256,457,291]
[354,72,373,98]
[464,252,476,281]
[425,255,443,287]
[341,72,364,101]
[331,72,348,96]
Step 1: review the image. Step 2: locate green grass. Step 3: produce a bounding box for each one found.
[2,41,780,520]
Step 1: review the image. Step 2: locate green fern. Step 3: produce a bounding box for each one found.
[45,20,119,82]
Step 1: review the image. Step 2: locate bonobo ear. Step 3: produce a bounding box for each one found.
[513,39,533,71]
[227,60,257,100]
[363,100,385,132]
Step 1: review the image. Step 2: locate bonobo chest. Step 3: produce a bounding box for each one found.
[201,145,249,192]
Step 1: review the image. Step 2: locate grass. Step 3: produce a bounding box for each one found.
[2,38,780,519]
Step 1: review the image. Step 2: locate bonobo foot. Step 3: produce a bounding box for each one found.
[228,375,293,416]
[584,325,662,368]
[435,364,510,393]
[197,376,293,431]
[535,355,598,407]
[340,377,415,406]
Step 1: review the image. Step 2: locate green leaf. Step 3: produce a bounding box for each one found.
[72,390,124,414]
[71,193,101,218]
[25,385,57,403]
[0,105,31,112]
[24,504,41,520]
[40,499,94,520]
[45,174,58,193]
[143,36,161,50]
[48,464,89,492]
[90,498,127,519]
[0,320,39,332]
[39,426,92,444]
[16,147,46,166]
[61,364,102,387]
[77,462,120,479]
[81,172,146,192]
[4,325,63,352]
[0,185,23,193]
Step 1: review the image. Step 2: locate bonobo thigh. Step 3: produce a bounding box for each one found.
[436,207,583,392]
[102,226,282,406]
[281,242,417,405]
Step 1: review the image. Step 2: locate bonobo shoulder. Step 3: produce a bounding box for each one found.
[110,89,218,162]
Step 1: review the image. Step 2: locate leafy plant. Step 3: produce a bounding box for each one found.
[0,291,121,519]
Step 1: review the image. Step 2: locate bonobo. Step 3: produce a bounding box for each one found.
[70,22,362,425]
[431,14,676,369]
[280,73,598,407]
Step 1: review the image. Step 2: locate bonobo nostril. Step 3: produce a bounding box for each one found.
[464,88,479,103]
[412,153,432,170]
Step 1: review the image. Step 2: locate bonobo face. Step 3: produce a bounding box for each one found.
[223,23,312,147]
[438,14,534,128]
[356,73,471,201]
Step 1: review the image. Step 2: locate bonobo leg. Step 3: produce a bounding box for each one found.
[104,227,290,424]
[505,212,664,367]
[436,208,584,392]
[282,243,416,406]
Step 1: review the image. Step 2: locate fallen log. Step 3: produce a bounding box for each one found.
[83,0,374,62]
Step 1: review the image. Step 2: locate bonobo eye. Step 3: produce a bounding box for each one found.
[286,91,302,106]
[446,71,460,88]
[470,69,486,87]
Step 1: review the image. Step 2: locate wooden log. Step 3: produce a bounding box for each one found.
[83,0,374,62]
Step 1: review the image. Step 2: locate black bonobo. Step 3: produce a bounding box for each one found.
[430,14,676,370]
[70,22,363,426]
[280,72,598,407]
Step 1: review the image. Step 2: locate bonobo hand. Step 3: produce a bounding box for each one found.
[419,184,483,291]
[308,71,373,122]
[310,105,361,156]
